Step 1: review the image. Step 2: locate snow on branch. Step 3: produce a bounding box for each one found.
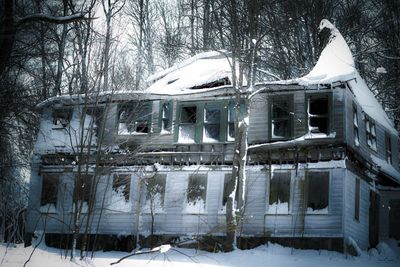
[16,13,94,27]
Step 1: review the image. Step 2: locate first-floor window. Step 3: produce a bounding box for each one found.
[268,172,291,213]
[354,178,360,221]
[73,174,93,211]
[145,174,167,212]
[109,174,132,212]
[41,174,59,208]
[306,171,329,213]
[186,173,207,213]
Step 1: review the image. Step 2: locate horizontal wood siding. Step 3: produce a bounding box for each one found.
[343,170,370,250]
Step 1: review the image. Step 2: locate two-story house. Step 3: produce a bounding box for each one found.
[26,20,400,253]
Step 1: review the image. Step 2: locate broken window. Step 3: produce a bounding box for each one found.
[112,174,131,202]
[160,102,172,132]
[73,174,93,204]
[306,171,329,213]
[355,178,360,221]
[203,105,221,142]
[118,101,151,134]
[271,97,293,139]
[308,97,329,134]
[178,105,197,143]
[108,174,132,212]
[41,174,59,207]
[268,172,291,213]
[53,108,72,127]
[145,174,167,210]
[186,174,207,212]
[365,116,377,150]
[386,133,392,164]
[353,104,359,146]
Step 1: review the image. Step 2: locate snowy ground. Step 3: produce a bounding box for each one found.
[1,239,399,267]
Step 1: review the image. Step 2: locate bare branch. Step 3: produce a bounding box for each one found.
[16,13,95,27]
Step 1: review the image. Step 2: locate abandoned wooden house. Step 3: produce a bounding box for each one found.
[26,20,400,252]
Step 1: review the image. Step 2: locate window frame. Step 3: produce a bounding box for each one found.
[269,95,294,140]
[354,178,360,221]
[267,170,291,214]
[385,132,392,164]
[305,170,330,214]
[203,103,225,143]
[365,115,377,151]
[117,101,152,135]
[306,94,331,136]
[40,174,59,212]
[158,101,173,133]
[185,173,208,214]
[353,103,360,147]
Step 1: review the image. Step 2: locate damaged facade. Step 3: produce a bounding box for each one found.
[26,21,400,252]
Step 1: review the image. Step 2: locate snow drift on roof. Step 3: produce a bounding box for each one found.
[145,51,237,94]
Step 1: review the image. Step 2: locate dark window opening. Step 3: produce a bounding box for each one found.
[355,178,360,221]
[118,101,151,134]
[146,174,167,207]
[365,116,377,150]
[161,102,172,132]
[187,174,207,206]
[74,174,93,203]
[353,104,359,146]
[203,106,221,142]
[190,77,231,89]
[306,171,329,212]
[271,97,293,139]
[227,101,245,141]
[41,174,59,207]
[386,133,392,164]
[113,174,131,201]
[308,97,329,134]
[53,109,72,127]
[269,172,291,212]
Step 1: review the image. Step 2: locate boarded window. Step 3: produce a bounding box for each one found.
[271,97,292,139]
[52,109,72,127]
[308,97,329,134]
[187,174,207,206]
[41,174,59,206]
[118,101,151,134]
[203,105,221,142]
[365,116,377,150]
[74,174,93,203]
[160,102,172,132]
[146,174,167,209]
[355,178,360,221]
[178,105,197,143]
[113,174,131,201]
[353,104,359,146]
[385,133,392,164]
[306,171,329,213]
[269,172,290,213]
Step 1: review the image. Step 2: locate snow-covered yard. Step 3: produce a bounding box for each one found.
[1,239,399,267]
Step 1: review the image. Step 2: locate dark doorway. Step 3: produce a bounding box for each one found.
[369,191,380,248]
[389,199,400,240]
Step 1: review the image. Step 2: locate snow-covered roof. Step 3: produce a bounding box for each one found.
[145,51,236,94]
[272,19,397,135]
[371,155,400,184]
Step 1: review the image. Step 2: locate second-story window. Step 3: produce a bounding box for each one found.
[203,105,221,142]
[160,102,172,133]
[385,133,392,164]
[53,108,72,127]
[271,97,293,139]
[118,101,151,135]
[308,96,329,135]
[365,115,377,151]
[353,104,360,146]
[178,105,197,143]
